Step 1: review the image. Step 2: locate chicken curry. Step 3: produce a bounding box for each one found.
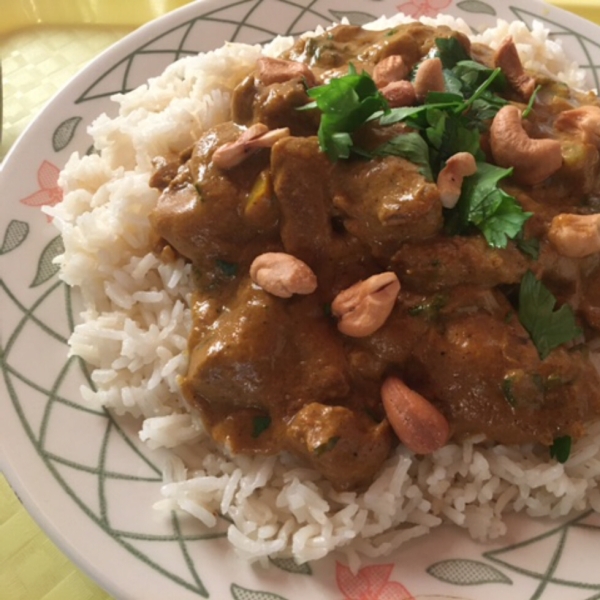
[149,22,600,490]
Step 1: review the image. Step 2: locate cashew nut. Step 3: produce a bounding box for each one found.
[373,55,410,89]
[331,272,400,337]
[494,37,536,100]
[249,252,317,298]
[548,213,600,258]
[413,58,445,102]
[381,376,450,454]
[555,106,600,146]
[213,124,290,169]
[490,105,562,185]
[437,152,478,208]
[380,80,417,108]
[256,57,316,87]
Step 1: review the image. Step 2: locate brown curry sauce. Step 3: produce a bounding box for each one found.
[149,23,600,490]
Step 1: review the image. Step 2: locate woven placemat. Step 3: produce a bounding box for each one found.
[0,474,113,599]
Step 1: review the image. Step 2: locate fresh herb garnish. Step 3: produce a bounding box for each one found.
[305,38,532,247]
[550,435,572,463]
[435,37,471,69]
[314,436,340,456]
[522,84,541,119]
[515,231,540,259]
[303,63,389,160]
[455,163,531,248]
[372,132,433,181]
[215,259,238,277]
[518,271,582,359]
[252,415,272,438]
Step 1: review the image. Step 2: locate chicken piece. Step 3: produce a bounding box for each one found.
[408,310,600,445]
[183,279,350,419]
[285,402,393,490]
[331,155,443,260]
[232,77,319,137]
[391,236,529,293]
[270,136,333,266]
[149,122,276,267]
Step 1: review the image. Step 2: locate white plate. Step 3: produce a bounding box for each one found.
[2,0,600,598]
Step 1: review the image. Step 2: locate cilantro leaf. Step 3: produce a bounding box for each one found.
[518,270,583,359]
[372,132,433,181]
[435,37,471,69]
[515,231,540,259]
[550,435,572,463]
[456,162,531,248]
[453,60,507,94]
[252,415,272,438]
[378,102,456,127]
[305,64,389,160]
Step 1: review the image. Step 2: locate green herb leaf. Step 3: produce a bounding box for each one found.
[522,84,542,119]
[372,132,433,181]
[305,64,389,160]
[515,232,540,259]
[518,271,582,359]
[435,37,471,69]
[550,435,572,463]
[314,436,340,456]
[456,162,531,248]
[252,415,272,438]
[215,259,238,277]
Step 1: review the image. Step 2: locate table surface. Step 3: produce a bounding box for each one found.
[1,1,599,598]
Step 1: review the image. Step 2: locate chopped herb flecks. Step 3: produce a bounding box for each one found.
[550,435,572,463]
[252,415,271,438]
[314,436,340,456]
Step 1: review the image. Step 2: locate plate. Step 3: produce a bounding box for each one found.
[2,0,600,599]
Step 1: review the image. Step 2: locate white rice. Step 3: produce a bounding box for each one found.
[47,14,600,564]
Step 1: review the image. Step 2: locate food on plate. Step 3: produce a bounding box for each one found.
[50,13,600,563]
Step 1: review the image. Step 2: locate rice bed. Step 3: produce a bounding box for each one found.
[47,13,600,566]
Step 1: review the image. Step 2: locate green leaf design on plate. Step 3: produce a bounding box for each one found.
[52,116,83,152]
[0,220,29,255]
[329,9,378,25]
[427,559,512,585]
[269,556,312,575]
[231,583,289,600]
[30,235,64,287]
[457,0,497,15]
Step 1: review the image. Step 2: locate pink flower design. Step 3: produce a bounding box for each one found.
[397,0,453,18]
[336,562,414,600]
[20,160,63,220]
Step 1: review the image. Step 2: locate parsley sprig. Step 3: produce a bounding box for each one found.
[518,271,582,359]
[302,37,536,248]
[455,163,532,248]
[302,64,389,160]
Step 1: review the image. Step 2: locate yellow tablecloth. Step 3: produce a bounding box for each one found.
[1,1,598,598]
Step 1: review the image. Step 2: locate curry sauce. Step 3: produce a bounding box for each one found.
[149,23,600,490]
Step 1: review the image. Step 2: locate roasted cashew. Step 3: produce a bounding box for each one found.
[548,213,600,258]
[494,37,536,100]
[256,57,316,87]
[490,105,562,185]
[249,252,317,298]
[331,272,400,337]
[380,80,417,108]
[437,152,477,208]
[381,376,450,455]
[413,58,445,102]
[555,106,600,146]
[373,55,410,89]
[212,124,290,169]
